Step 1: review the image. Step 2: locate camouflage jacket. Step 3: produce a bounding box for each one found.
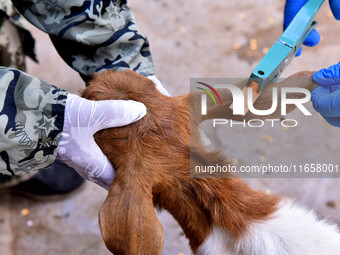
[0,0,154,176]
[0,67,67,175]
[13,0,155,81]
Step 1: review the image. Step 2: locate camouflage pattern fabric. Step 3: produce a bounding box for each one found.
[0,0,153,176]
[0,0,30,31]
[0,1,40,181]
[12,0,155,81]
[0,12,28,182]
[0,67,67,176]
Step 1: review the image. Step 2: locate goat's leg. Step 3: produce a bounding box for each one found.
[99,179,164,255]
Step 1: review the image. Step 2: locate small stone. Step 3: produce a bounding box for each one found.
[259,156,266,163]
[250,39,257,45]
[262,47,269,54]
[54,213,63,220]
[238,12,246,20]
[249,39,258,50]
[21,208,30,216]
[179,26,186,34]
[327,10,333,18]
[250,44,258,50]
[326,200,336,209]
[264,135,273,143]
[233,43,241,50]
[27,220,34,227]
[231,158,239,165]
[54,212,70,219]
[265,189,271,195]
[267,17,275,24]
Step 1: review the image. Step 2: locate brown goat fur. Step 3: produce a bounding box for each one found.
[82,70,317,254]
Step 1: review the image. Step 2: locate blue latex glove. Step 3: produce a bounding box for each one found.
[284,0,340,56]
[312,62,340,127]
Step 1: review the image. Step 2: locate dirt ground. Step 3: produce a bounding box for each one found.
[1,1,340,254]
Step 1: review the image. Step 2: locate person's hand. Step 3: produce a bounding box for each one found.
[284,0,340,56]
[57,94,146,190]
[311,62,340,127]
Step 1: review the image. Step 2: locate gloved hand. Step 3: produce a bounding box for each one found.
[311,62,340,127]
[147,75,171,96]
[57,94,146,190]
[284,0,340,56]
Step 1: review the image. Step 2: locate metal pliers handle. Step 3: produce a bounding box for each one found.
[247,0,325,92]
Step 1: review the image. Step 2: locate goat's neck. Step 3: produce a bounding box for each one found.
[153,175,279,253]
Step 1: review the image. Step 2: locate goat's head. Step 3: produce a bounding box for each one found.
[83,70,192,254]
[82,69,317,254]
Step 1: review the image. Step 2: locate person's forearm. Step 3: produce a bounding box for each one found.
[0,67,67,175]
[12,0,155,81]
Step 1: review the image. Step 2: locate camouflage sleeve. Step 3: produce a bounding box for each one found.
[12,0,155,81]
[0,67,67,176]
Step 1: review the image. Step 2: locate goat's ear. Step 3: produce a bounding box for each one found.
[193,71,317,122]
[99,174,164,255]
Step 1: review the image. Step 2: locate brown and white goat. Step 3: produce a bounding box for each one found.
[82,70,340,255]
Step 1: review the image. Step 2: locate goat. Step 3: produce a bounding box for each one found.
[82,70,340,255]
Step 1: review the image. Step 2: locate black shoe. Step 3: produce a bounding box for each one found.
[7,159,84,197]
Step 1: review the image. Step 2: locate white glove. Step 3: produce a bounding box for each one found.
[57,93,146,190]
[147,75,171,96]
